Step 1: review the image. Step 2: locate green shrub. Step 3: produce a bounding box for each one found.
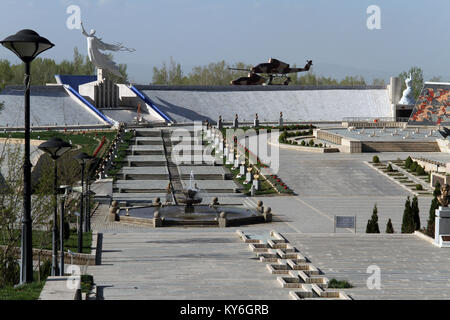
[0,257,20,287]
[301,140,306,146]
[415,184,423,190]
[410,161,418,172]
[405,156,413,168]
[318,143,323,147]
[416,165,426,175]
[433,182,441,197]
[372,155,380,163]
[328,279,353,288]
[39,259,52,280]
[386,164,393,172]
[308,139,314,147]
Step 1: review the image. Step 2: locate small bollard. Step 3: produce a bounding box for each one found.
[251,185,256,196]
[153,210,163,227]
[218,211,228,228]
[263,207,272,223]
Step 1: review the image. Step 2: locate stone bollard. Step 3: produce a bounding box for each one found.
[153,210,163,227]
[109,201,119,222]
[256,200,264,213]
[218,211,228,228]
[254,113,259,127]
[217,115,223,130]
[210,197,220,207]
[253,174,260,191]
[154,197,162,207]
[263,207,272,223]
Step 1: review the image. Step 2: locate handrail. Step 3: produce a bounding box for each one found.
[64,85,114,125]
[129,85,173,123]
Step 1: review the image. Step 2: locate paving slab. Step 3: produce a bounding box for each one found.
[283,233,450,300]
[181,180,240,192]
[89,231,289,300]
[130,145,164,154]
[114,180,170,192]
[125,155,167,166]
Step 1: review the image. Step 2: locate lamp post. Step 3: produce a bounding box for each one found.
[73,152,93,253]
[58,185,71,276]
[1,29,54,283]
[38,138,72,276]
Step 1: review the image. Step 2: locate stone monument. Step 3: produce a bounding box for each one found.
[254,113,259,127]
[435,184,450,247]
[398,74,416,105]
[79,22,135,109]
[279,111,284,127]
[233,114,239,129]
[81,21,135,78]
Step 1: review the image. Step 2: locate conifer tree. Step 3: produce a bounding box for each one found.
[427,196,439,237]
[386,218,394,233]
[366,204,380,233]
[401,196,415,233]
[411,196,420,230]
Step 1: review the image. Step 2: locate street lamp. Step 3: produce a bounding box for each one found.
[1,29,54,284]
[73,152,93,253]
[58,185,71,276]
[38,138,72,276]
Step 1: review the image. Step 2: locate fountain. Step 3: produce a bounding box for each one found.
[116,170,268,227]
[177,171,203,213]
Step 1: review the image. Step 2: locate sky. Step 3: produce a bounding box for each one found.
[0,0,449,84]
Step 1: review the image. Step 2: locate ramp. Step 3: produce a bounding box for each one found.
[137,85,392,123]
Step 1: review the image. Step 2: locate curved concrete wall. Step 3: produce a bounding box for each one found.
[0,85,107,127]
[138,85,391,123]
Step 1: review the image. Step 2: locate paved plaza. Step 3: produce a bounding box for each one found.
[90,231,288,300]
[88,126,450,300]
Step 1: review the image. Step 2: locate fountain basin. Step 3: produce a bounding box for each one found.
[118,205,266,227]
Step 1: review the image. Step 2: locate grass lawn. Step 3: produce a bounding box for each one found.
[0,229,92,254]
[225,163,276,196]
[0,271,45,300]
[0,130,117,156]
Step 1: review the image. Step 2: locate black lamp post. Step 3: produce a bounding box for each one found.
[73,152,93,253]
[1,29,54,283]
[58,185,71,276]
[38,138,72,276]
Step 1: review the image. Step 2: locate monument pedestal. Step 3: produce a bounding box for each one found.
[435,207,450,247]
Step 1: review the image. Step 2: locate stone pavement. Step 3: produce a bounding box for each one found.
[283,233,450,299]
[88,128,450,300]
[89,231,289,300]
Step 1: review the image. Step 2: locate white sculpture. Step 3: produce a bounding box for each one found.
[81,22,135,78]
[399,73,416,105]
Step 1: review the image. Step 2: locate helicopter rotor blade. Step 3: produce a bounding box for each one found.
[228,67,251,72]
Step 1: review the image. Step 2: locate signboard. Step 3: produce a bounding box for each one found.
[334,216,356,233]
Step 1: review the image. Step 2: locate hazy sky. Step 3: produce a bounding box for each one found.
[0,0,449,83]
